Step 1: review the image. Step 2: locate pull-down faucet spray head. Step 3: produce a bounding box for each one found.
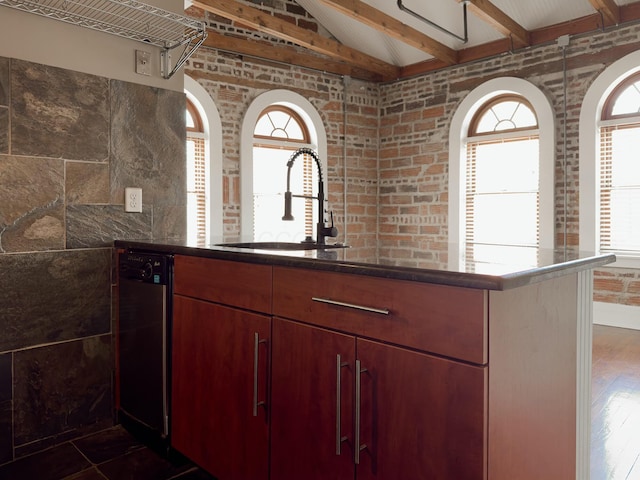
[282,191,294,221]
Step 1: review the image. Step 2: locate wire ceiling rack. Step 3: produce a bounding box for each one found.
[0,0,207,78]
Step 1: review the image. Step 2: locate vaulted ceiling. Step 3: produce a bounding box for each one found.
[189,0,640,81]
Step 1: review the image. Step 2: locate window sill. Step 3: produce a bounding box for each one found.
[603,254,640,269]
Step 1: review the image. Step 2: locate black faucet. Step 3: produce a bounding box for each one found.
[282,147,338,245]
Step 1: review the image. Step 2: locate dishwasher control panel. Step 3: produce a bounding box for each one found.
[119,252,172,285]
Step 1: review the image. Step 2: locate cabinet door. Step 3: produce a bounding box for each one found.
[171,295,270,480]
[356,339,487,480]
[271,318,356,480]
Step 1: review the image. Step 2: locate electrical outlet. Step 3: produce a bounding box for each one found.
[125,187,142,213]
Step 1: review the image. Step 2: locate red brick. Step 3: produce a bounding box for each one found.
[594,278,625,293]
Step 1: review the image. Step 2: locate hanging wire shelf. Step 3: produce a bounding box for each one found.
[0,0,207,78]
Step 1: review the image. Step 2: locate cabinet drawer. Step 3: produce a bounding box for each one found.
[273,266,487,364]
[174,255,272,313]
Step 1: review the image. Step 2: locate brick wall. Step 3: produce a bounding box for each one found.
[186,1,640,308]
[595,269,640,306]
[377,24,640,306]
[185,46,380,259]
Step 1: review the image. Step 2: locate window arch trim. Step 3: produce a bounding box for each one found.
[468,94,538,137]
[186,98,204,133]
[601,71,640,121]
[253,105,311,143]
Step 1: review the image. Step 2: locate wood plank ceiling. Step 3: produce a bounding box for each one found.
[189,0,640,82]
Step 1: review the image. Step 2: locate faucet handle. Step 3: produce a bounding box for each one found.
[327,211,338,238]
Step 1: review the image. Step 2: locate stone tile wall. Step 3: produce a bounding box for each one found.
[0,56,185,463]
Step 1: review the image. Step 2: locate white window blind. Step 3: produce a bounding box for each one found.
[252,106,315,243]
[463,95,541,267]
[599,124,640,254]
[465,136,540,264]
[252,147,315,242]
[187,134,206,244]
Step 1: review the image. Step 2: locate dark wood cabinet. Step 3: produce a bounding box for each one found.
[356,339,486,480]
[271,318,356,480]
[171,296,270,480]
[271,317,486,480]
[169,256,582,480]
[171,256,272,480]
[272,266,487,364]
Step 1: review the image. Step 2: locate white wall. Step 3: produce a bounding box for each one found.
[0,0,184,91]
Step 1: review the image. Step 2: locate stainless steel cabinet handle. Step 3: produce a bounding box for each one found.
[336,354,349,455]
[355,360,368,464]
[312,297,390,315]
[253,332,267,417]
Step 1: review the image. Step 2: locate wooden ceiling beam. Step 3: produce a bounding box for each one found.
[457,0,530,48]
[199,30,385,82]
[191,0,399,80]
[189,1,640,83]
[589,0,621,26]
[319,0,458,65]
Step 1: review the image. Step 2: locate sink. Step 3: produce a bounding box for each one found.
[216,241,349,251]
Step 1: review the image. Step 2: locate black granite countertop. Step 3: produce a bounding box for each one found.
[114,239,616,291]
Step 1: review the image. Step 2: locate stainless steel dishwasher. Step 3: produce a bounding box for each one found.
[117,251,173,450]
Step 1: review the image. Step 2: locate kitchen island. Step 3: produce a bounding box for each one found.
[115,239,614,480]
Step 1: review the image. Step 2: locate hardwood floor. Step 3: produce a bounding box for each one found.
[592,325,640,480]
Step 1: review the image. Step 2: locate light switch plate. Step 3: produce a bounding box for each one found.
[135,50,151,76]
[125,187,142,213]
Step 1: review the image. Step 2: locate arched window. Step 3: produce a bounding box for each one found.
[252,106,316,242]
[597,72,640,255]
[449,78,555,271]
[186,98,206,244]
[185,75,223,245]
[581,51,640,269]
[240,90,327,243]
[465,96,539,264]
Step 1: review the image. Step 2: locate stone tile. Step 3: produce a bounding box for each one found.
[0,354,10,403]
[0,107,7,154]
[14,418,114,460]
[72,426,143,465]
[0,353,11,464]
[0,249,111,352]
[153,204,187,240]
[0,399,12,465]
[110,80,186,208]
[172,467,218,480]
[11,59,109,161]
[66,162,110,204]
[0,57,8,106]
[0,442,90,480]
[66,205,152,248]
[14,335,113,447]
[97,447,192,480]
[0,155,65,252]
[64,467,106,480]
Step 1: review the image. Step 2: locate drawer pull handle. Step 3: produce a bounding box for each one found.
[355,360,368,465]
[253,332,267,417]
[336,354,349,455]
[312,297,390,316]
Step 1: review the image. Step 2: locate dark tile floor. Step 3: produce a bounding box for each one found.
[0,425,216,480]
